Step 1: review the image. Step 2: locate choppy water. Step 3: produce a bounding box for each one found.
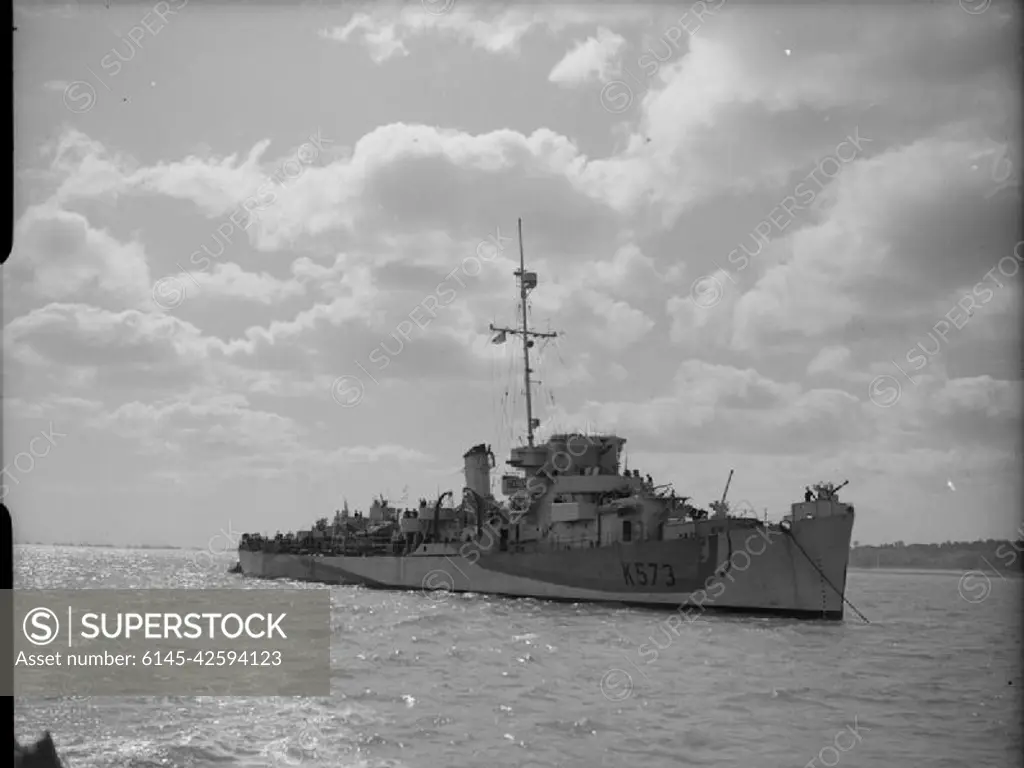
[14,545,1022,768]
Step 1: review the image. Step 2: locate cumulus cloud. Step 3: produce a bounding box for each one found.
[320,4,651,61]
[319,14,408,63]
[582,2,1017,224]
[730,136,1021,351]
[9,204,153,310]
[182,263,308,305]
[807,346,852,376]
[549,27,625,85]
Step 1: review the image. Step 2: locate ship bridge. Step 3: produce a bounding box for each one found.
[505,433,625,475]
[547,432,624,475]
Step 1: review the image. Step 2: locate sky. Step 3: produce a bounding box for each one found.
[4,0,1021,548]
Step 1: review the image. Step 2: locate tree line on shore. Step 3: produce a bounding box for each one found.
[850,538,1024,572]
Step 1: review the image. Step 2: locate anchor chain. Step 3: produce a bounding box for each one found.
[780,520,869,623]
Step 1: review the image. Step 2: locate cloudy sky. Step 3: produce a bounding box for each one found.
[5,0,1021,547]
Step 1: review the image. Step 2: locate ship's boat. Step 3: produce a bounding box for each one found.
[238,220,856,618]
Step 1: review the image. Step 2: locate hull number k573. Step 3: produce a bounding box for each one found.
[622,562,676,586]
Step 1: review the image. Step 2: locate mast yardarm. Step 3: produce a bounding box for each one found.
[489,218,557,447]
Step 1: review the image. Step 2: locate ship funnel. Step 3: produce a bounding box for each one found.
[463,443,493,500]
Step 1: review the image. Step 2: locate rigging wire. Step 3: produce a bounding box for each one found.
[508,340,519,445]
[501,341,514,460]
[533,325,567,433]
[490,327,503,497]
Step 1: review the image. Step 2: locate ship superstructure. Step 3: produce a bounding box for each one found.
[238,220,856,619]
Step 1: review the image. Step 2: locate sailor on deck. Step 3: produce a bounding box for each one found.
[804,486,814,502]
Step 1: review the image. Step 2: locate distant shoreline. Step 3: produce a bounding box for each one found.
[15,543,196,551]
[850,565,1023,577]
[849,542,1023,574]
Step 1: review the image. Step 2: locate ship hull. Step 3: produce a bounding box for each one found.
[236,550,362,584]
[238,513,854,618]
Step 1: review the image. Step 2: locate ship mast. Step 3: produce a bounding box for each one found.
[489,218,557,447]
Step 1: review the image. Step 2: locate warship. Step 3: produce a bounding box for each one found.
[238,220,857,619]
